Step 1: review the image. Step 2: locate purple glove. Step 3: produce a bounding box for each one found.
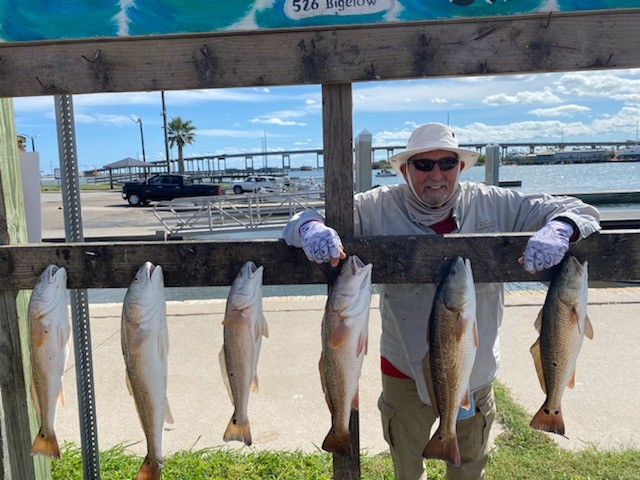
[299,220,343,264]
[523,220,574,272]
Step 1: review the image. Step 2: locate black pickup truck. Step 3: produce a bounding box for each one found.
[121,174,222,206]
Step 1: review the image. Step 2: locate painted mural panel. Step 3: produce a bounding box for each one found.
[1,0,639,42]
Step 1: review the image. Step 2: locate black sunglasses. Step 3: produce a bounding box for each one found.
[409,157,459,172]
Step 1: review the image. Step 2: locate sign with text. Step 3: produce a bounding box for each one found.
[1,1,639,43]
[284,0,393,20]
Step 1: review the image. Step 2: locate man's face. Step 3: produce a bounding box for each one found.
[400,149,461,207]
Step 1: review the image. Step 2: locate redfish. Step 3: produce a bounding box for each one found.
[530,256,593,436]
[122,262,173,480]
[219,261,268,446]
[29,265,70,459]
[422,257,478,467]
[319,255,372,457]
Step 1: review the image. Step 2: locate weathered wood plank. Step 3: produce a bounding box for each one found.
[0,99,50,479]
[322,84,359,479]
[0,231,637,289]
[323,83,354,236]
[1,10,639,97]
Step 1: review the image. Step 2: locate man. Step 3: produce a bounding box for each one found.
[283,123,600,479]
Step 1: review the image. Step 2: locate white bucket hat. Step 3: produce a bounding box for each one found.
[388,123,479,176]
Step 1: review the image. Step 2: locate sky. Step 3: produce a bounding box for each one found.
[12,67,640,175]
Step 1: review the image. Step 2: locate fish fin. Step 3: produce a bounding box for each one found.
[136,455,162,480]
[567,369,576,389]
[261,314,269,339]
[422,427,460,467]
[473,320,478,347]
[322,428,352,458]
[530,338,546,394]
[570,308,580,330]
[157,331,168,362]
[422,351,440,417]
[455,313,468,342]
[57,323,68,350]
[223,414,252,446]
[318,355,333,414]
[164,400,174,424]
[219,348,233,403]
[30,374,40,415]
[584,315,594,340]
[222,308,249,327]
[356,329,367,357]
[329,319,352,349]
[57,386,66,407]
[534,309,543,333]
[129,324,149,354]
[460,388,470,410]
[352,389,359,410]
[126,372,134,396]
[530,404,564,436]
[30,429,60,459]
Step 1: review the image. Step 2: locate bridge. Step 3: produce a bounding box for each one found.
[87,140,639,185]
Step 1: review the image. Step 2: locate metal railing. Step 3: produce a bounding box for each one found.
[153,189,325,238]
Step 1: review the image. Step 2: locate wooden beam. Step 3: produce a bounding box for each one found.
[1,9,639,97]
[0,231,637,290]
[321,83,359,479]
[323,83,354,235]
[0,99,50,479]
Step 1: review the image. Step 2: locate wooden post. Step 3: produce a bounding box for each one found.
[322,83,360,480]
[0,98,50,479]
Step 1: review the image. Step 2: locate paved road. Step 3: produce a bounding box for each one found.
[54,289,640,458]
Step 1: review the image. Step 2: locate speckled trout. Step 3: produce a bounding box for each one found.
[29,265,70,459]
[530,256,593,436]
[219,261,268,446]
[319,255,372,458]
[422,257,478,467]
[122,262,173,480]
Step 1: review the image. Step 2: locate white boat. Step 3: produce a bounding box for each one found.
[376,168,397,177]
[617,145,640,160]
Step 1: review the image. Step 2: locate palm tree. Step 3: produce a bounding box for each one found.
[167,117,196,174]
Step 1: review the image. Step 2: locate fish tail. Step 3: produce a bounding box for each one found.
[422,428,460,467]
[530,404,565,435]
[322,427,352,458]
[30,429,60,459]
[136,455,162,480]
[223,415,252,446]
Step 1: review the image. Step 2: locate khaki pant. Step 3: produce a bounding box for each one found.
[378,375,495,480]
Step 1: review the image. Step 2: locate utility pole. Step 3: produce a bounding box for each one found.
[161,91,171,173]
[130,116,146,162]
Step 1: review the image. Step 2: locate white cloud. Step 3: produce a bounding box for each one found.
[250,118,306,126]
[556,72,640,100]
[528,105,591,118]
[482,90,562,106]
[198,128,286,138]
[74,113,135,126]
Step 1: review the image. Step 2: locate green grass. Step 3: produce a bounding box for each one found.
[52,382,640,479]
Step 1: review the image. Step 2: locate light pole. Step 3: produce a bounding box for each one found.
[20,133,41,151]
[130,116,147,162]
[161,91,171,173]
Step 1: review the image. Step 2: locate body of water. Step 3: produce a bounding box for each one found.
[368,161,640,195]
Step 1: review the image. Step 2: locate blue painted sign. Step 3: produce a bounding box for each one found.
[1,1,638,42]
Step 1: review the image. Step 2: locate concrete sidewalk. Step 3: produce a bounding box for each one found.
[55,288,640,458]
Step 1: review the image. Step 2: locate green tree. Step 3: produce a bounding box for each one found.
[167,117,196,174]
